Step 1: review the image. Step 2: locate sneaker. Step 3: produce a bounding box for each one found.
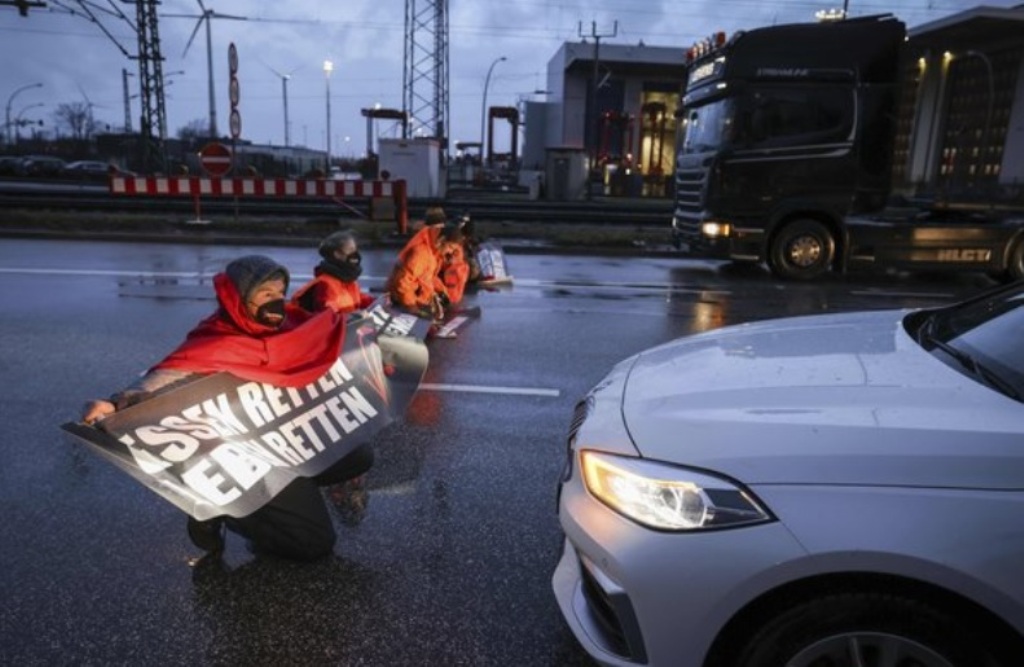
[187,516,225,554]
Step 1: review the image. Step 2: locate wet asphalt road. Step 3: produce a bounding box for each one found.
[0,238,997,666]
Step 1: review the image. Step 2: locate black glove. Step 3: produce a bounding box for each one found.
[437,292,451,309]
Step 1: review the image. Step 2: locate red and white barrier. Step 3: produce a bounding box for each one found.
[109,176,409,233]
[111,176,398,198]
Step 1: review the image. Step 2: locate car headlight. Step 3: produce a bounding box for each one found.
[580,450,772,531]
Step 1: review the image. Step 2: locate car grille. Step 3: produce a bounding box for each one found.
[673,159,709,243]
[578,558,647,663]
[580,565,629,653]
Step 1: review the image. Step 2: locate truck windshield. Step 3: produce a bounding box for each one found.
[680,99,735,154]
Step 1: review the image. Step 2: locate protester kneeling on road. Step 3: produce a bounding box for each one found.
[81,255,374,562]
[387,218,464,320]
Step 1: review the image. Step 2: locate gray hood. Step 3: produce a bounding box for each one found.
[617,310,1024,489]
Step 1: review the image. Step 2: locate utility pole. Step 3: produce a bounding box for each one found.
[403,0,450,152]
[579,20,617,200]
[122,68,133,133]
[135,0,168,173]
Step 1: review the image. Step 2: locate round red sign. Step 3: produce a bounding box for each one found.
[199,142,232,177]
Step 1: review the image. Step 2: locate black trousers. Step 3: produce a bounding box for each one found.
[225,444,374,561]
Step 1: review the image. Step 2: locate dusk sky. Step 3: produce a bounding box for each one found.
[2,0,1016,156]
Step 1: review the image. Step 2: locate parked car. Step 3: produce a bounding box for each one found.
[62,160,114,180]
[554,281,1024,667]
[0,155,22,176]
[17,155,66,177]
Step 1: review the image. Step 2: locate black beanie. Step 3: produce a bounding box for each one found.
[318,230,356,260]
[441,219,464,242]
[224,255,290,303]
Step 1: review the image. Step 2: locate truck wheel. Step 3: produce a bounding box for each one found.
[733,593,1005,667]
[1003,240,1024,283]
[768,219,834,280]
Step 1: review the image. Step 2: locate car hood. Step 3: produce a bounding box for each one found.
[620,310,1024,488]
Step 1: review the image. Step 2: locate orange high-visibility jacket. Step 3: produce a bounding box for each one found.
[440,242,470,305]
[291,273,375,314]
[387,226,448,309]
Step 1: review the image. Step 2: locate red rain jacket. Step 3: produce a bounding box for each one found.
[153,272,346,387]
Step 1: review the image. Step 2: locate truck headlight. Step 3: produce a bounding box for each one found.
[701,221,731,238]
[580,450,771,531]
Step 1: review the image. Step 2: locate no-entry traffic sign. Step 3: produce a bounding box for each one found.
[199,142,232,177]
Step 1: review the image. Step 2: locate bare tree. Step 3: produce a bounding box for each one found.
[53,102,98,140]
[177,118,210,142]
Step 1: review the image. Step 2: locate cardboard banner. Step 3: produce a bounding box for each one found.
[476,242,512,286]
[62,302,430,521]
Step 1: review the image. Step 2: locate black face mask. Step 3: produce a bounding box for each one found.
[254,298,286,327]
[323,252,362,282]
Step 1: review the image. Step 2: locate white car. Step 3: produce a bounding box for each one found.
[553,282,1024,667]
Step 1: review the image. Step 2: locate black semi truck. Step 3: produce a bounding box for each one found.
[670,14,1024,281]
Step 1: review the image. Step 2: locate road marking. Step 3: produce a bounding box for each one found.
[512,276,731,296]
[0,267,207,278]
[0,267,320,281]
[419,382,560,397]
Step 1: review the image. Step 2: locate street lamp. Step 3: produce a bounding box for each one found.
[480,56,506,167]
[15,102,44,143]
[324,59,333,172]
[6,82,43,146]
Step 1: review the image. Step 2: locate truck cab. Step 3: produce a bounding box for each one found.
[671,15,905,279]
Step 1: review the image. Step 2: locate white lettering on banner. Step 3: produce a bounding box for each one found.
[280,421,317,460]
[237,382,275,427]
[260,431,305,465]
[367,305,417,337]
[331,358,355,383]
[230,438,290,468]
[307,403,341,441]
[197,393,248,434]
[256,386,377,464]
[180,408,242,438]
[208,442,274,490]
[119,433,172,474]
[317,372,337,393]
[181,458,242,505]
[288,409,328,453]
[116,358,381,508]
[135,418,202,462]
[235,359,355,428]
[264,384,291,419]
[325,387,376,433]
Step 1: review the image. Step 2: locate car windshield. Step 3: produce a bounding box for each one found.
[679,99,735,154]
[916,284,1024,400]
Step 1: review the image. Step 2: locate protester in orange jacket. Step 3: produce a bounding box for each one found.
[439,234,471,305]
[292,230,375,315]
[438,211,485,304]
[387,220,463,318]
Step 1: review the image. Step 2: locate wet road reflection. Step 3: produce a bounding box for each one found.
[0,238,997,666]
